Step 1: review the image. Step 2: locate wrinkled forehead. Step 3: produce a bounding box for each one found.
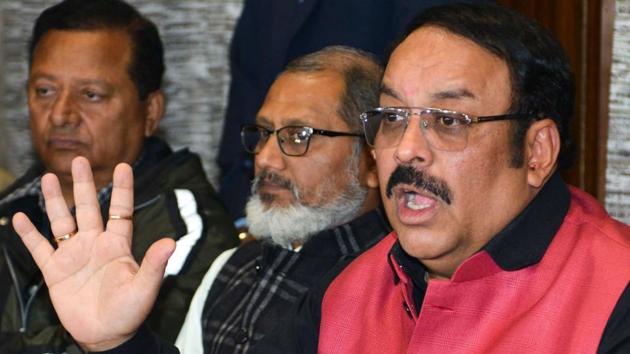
[382,26,511,110]
[29,29,134,83]
[256,71,348,129]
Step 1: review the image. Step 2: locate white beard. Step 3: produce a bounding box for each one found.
[245,155,367,247]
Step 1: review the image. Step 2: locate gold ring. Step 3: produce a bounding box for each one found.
[109,214,133,221]
[55,231,77,244]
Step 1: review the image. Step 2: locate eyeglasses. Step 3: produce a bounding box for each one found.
[360,107,532,151]
[241,124,362,157]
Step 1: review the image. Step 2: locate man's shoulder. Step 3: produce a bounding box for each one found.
[329,231,398,281]
[0,164,43,204]
[319,232,399,316]
[133,142,215,204]
[0,172,42,232]
[135,140,202,183]
[566,186,630,249]
[310,231,399,304]
[302,208,392,259]
[128,142,236,258]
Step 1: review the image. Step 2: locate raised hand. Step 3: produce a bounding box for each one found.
[12,157,175,351]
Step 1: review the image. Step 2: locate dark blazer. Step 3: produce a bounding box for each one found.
[217,0,492,219]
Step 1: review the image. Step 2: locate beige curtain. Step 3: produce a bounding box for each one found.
[0,7,8,170]
[606,1,630,223]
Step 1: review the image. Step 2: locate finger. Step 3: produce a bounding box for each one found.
[41,173,77,240]
[134,238,175,301]
[12,212,54,270]
[106,163,134,246]
[72,157,103,234]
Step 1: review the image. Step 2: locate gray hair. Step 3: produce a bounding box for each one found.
[285,46,383,133]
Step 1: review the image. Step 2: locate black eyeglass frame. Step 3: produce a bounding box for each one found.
[240,124,362,157]
[359,106,534,148]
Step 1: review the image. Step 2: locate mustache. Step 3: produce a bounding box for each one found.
[385,165,453,205]
[251,170,299,198]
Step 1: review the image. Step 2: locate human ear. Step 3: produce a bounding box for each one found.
[366,148,379,188]
[525,119,560,188]
[143,90,165,137]
[360,147,379,189]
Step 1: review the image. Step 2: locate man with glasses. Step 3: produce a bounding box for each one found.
[172,46,386,354]
[253,3,630,353]
[9,46,388,353]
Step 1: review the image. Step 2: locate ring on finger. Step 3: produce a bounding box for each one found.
[55,230,77,245]
[109,214,133,221]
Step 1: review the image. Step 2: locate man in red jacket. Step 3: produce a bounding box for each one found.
[251,3,630,353]
[311,3,630,353]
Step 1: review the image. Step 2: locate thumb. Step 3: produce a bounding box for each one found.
[135,238,175,295]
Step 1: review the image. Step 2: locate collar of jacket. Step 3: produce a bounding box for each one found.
[0,136,171,209]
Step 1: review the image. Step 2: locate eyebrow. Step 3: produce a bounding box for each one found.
[380,83,477,103]
[380,83,402,101]
[431,88,476,101]
[255,116,271,127]
[255,116,312,128]
[28,73,56,84]
[283,117,311,127]
[76,79,112,88]
[29,73,112,89]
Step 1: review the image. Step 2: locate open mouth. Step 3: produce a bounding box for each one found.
[392,185,439,224]
[404,190,435,211]
[385,165,452,205]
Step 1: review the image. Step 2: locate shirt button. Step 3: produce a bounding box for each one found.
[235,328,249,344]
[403,302,411,315]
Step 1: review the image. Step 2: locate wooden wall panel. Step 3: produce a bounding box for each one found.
[498,0,613,201]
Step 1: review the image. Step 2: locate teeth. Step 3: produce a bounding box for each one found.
[405,192,431,210]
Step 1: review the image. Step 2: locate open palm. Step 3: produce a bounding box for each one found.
[12,157,175,351]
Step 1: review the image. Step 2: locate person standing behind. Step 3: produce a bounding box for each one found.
[0,1,237,353]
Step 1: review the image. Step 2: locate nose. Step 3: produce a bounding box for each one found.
[255,133,286,172]
[394,116,433,166]
[50,92,79,127]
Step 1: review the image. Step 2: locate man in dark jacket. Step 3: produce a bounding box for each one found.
[0,1,237,353]
[175,46,388,354]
